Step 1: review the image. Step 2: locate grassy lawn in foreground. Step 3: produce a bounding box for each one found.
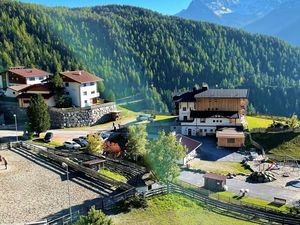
[111,193,256,225]
[246,116,274,130]
[99,169,127,182]
[210,192,291,212]
[251,132,300,159]
[189,159,251,175]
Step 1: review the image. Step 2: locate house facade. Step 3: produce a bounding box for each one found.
[17,83,55,108]
[173,85,249,148]
[0,67,52,89]
[60,70,102,108]
[175,133,201,165]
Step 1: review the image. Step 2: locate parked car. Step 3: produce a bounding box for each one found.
[136,114,151,121]
[99,131,113,140]
[63,141,81,150]
[72,138,88,147]
[43,132,53,143]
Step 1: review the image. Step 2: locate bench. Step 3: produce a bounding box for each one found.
[273,197,287,205]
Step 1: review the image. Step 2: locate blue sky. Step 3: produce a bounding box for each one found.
[19,0,191,15]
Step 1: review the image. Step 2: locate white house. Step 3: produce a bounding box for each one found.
[60,70,102,108]
[175,134,201,165]
[0,67,52,89]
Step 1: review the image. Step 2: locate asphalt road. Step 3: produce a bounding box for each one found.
[179,170,300,204]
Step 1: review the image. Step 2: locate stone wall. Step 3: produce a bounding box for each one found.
[49,102,117,128]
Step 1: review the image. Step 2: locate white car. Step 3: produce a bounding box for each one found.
[63,141,81,150]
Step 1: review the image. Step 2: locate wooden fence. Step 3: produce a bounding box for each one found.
[19,142,132,191]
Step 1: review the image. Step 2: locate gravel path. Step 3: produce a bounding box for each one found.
[0,149,105,224]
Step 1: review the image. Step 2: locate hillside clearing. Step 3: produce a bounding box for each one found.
[246,116,274,130]
[251,132,300,159]
[111,194,256,225]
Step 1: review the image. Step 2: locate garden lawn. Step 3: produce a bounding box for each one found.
[99,169,127,182]
[246,116,274,130]
[210,192,290,212]
[189,159,251,175]
[111,194,256,225]
[251,132,300,159]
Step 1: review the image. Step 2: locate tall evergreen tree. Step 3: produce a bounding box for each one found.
[27,94,50,136]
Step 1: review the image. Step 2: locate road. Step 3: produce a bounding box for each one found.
[179,170,300,204]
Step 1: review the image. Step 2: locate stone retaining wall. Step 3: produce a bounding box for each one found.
[49,102,117,128]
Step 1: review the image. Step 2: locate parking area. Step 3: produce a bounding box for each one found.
[192,136,246,162]
[0,148,112,224]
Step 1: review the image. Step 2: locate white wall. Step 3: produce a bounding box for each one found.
[25,76,48,85]
[64,82,81,107]
[64,81,99,108]
[5,88,20,97]
[79,82,99,107]
[180,117,241,136]
[179,102,195,120]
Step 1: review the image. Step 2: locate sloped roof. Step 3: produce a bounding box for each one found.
[203,173,226,181]
[21,83,51,93]
[173,86,208,102]
[190,110,239,119]
[8,68,51,78]
[60,70,102,84]
[17,93,54,100]
[7,84,30,92]
[195,89,249,98]
[216,128,245,138]
[176,134,201,154]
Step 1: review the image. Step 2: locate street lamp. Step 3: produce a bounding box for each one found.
[13,114,18,142]
[62,162,72,223]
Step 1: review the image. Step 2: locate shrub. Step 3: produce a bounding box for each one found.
[119,195,148,212]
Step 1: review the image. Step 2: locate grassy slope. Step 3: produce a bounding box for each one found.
[210,192,290,212]
[246,116,274,130]
[189,160,251,175]
[111,194,255,225]
[251,132,300,158]
[99,169,127,182]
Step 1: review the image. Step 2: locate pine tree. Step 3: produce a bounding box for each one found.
[27,94,50,136]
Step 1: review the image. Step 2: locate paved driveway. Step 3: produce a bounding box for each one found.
[179,170,300,204]
[192,136,245,162]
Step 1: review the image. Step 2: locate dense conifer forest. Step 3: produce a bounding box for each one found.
[1,1,300,116]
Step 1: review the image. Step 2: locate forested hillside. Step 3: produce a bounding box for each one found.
[1,1,300,116]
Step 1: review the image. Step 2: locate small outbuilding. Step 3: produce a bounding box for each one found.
[216,128,245,148]
[203,173,227,192]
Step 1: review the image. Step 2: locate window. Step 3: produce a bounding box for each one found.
[208,108,210,111]
[213,120,215,123]
[84,100,88,104]
[91,91,95,94]
[182,107,187,111]
[13,92,15,95]
[39,76,44,80]
[65,82,69,87]
[216,120,218,123]
[220,120,222,123]
[24,100,30,104]
[90,82,95,85]
[83,91,87,95]
[29,77,35,81]
[210,129,213,132]
[227,138,235,144]
[216,108,218,111]
[183,116,188,121]
[83,83,87,87]
[204,129,207,132]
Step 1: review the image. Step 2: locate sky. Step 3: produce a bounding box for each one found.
[19,0,191,15]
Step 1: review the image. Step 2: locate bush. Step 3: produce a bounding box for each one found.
[119,195,148,212]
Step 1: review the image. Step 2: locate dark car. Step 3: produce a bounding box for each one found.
[43,132,53,143]
[72,138,88,147]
